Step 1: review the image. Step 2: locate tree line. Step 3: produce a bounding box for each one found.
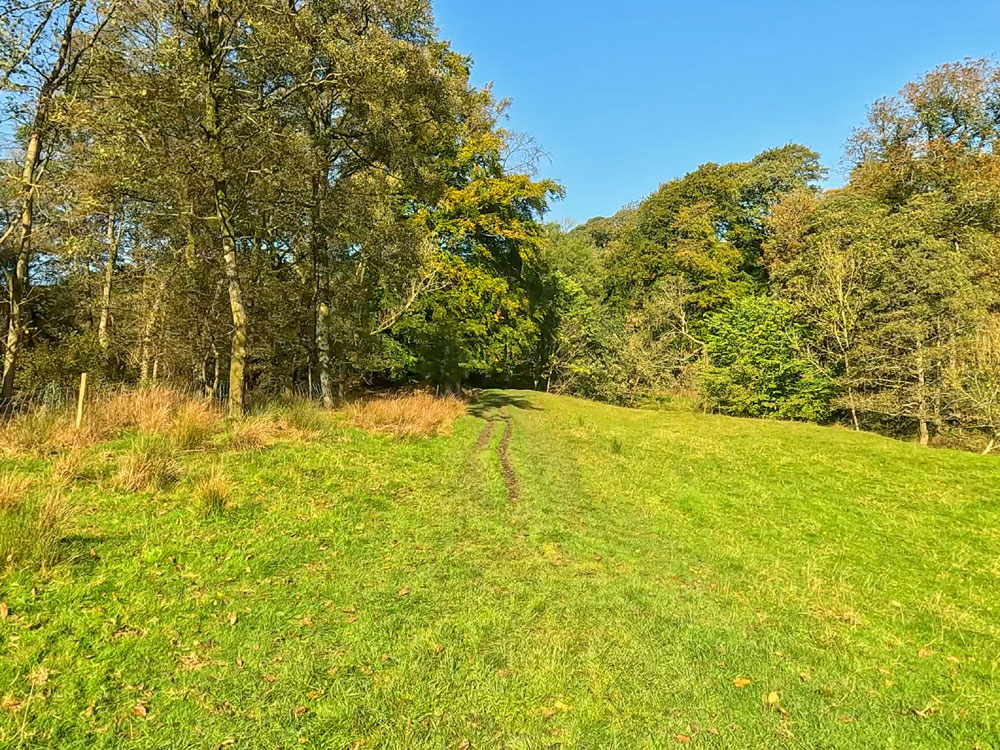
[1,0,559,417]
[543,60,1000,452]
[3,6,1000,451]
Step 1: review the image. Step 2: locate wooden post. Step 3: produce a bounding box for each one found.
[75,372,88,430]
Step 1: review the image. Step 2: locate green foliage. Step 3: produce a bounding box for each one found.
[701,296,834,421]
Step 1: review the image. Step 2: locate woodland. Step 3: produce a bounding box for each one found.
[3,2,1000,452]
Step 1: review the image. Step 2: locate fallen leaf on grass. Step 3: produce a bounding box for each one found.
[732,677,752,689]
[946,656,961,664]
[228,612,238,626]
[2,695,24,712]
[799,672,811,682]
[0,602,8,619]
[397,587,411,597]
[263,674,278,683]
[133,702,149,717]
[28,666,49,686]
[918,648,932,659]
[674,735,691,743]
[306,689,325,700]
[765,692,780,707]
[300,615,314,627]
[219,739,237,748]
[293,705,309,718]
[457,741,471,750]
[431,644,445,655]
[913,705,939,719]
[538,699,573,720]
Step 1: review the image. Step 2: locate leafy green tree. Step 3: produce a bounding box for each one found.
[700,296,833,421]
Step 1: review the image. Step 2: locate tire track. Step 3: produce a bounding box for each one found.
[497,408,520,503]
[472,406,520,503]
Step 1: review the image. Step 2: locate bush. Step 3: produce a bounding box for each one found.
[0,476,70,572]
[346,392,467,438]
[700,296,834,421]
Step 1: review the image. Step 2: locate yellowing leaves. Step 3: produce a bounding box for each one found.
[765,691,780,708]
[732,676,752,689]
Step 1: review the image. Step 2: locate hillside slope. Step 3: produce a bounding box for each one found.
[2,391,999,748]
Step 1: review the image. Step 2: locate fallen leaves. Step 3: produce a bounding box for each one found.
[397,586,411,597]
[2,695,24,713]
[765,691,780,708]
[228,611,238,626]
[132,702,149,718]
[918,648,933,659]
[28,666,50,687]
[732,676,752,689]
[538,699,572,720]
[674,734,691,743]
[0,602,8,619]
[293,705,309,718]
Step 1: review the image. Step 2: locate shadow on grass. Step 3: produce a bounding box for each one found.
[468,391,542,419]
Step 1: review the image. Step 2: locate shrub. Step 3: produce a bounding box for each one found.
[195,464,231,516]
[112,436,180,493]
[0,480,70,572]
[346,392,467,438]
[700,296,834,421]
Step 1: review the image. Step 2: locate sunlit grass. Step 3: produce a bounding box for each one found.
[1,390,998,748]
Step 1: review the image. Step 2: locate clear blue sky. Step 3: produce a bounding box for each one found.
[434,0,1000,224]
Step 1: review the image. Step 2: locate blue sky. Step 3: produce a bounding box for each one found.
[434,0,1000,224]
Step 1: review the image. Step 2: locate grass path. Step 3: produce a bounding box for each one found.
[2,391,1000,748]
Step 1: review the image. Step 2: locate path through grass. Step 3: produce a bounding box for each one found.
[2,391,999,748]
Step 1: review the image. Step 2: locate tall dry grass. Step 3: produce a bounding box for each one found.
[0,473,70,572]
[0,387,223,456]
[345,391,467,438]
[111,435,180,493]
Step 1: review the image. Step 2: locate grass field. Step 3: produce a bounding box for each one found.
[2,390,1000,748]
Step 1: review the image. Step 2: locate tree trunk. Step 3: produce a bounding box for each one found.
[140,274,168,382]
[98,208,118,353]
[916,340,930,446]
[1,126,43,405]
[216,182,247,418]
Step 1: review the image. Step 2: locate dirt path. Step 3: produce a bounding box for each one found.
[473,406,520,503]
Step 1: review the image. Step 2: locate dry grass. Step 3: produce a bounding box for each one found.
[52,449,90,485]
[0,387,224,456]
[0,473,33,511]
[168,400,221,450]
[195,463,231,516]
[0,480,70,572]
[226,416,287,450]
[112,436,180,493]
[345,391,467,439]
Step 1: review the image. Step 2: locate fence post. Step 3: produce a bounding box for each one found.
[75,372,88,430]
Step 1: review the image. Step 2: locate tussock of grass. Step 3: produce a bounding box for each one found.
[194,463,231,516]
[51,449,90,485]
[112,435,180,493]
[168,400,221,450]
[0,482,70,572]
[346,391,466,438]
[226,416,286,450]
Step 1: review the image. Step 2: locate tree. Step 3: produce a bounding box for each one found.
[0,0,115,406]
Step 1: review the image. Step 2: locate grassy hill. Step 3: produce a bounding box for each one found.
[2,390,999,748]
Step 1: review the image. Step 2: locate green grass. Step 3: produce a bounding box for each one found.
[2,390,1000,748]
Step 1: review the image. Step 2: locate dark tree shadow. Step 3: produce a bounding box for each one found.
[468,391,542,418]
